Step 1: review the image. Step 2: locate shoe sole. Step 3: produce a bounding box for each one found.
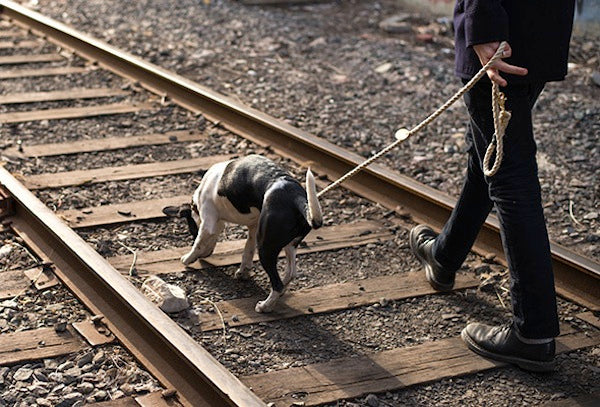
[461,328,555,373]
[409,226,454,292]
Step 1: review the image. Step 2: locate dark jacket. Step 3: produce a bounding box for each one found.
[454,0,576,82]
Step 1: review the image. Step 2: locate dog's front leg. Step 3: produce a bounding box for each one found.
[255,244,284,313]
[181,220,224,266]
[255,289,283,313]
[235,225,257,280]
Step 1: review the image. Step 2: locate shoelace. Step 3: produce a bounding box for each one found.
[416,231,436,248]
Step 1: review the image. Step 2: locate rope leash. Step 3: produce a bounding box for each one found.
[317,41,510,198]
[483,81,511,176]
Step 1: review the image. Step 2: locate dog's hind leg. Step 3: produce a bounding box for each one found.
[282,244,297,287]
[235,225,257,280]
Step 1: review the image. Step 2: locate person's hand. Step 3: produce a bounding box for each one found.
[472,42,528,87]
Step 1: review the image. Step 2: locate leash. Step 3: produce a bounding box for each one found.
[317,41,510,198]
[483,81,511,176]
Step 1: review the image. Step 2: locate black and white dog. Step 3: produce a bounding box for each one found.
[163,155,323,313]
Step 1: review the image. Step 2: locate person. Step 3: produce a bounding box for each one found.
[410,0,576,372]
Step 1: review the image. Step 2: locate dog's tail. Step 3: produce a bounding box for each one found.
[305,168,323,229]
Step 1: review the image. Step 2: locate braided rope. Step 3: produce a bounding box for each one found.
[317,41,510,198]
[482,82,511,176]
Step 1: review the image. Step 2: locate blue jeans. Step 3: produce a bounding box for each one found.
[433,80,560,339]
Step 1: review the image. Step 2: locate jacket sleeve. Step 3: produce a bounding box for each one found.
[463,0,509,47]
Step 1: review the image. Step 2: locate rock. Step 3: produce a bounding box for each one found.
[379,14,412,34]
[77,382,94,394]
[90,390,108,401]
[365,393,380,407]
[0,366,9,384]
[592,71,600,87]
[92,351,106,365]
[77,352,94,367]
[0,299,18,310]
[416,33,434,43]
[48,372,63,382]
[54,322,68,332]
[57,361,74,372]
[28,383,49,396]
[13,367,34,381]
[111,390,126,399]
[120,382,135,395]
[59,392,83,407]
[308,37,326,48]
[63,367,82,384]
[375,62,393,74]
[0,244,13,258]
[141,276,189,313]
[36,398,53,407]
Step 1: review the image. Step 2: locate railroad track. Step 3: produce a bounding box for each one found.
[0,1,599,406]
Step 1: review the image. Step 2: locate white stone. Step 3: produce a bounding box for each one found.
[0,244,13,259]
[375,62,393,74]
[13,367,33,382]
[141,276,189,313]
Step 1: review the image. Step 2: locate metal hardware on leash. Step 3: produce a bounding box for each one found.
[317,42,510,198]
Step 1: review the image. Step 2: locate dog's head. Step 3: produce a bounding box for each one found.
[162,203,199,239]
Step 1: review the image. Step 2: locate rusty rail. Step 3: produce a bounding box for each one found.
[1,0,597,311]
[0,168,265,406]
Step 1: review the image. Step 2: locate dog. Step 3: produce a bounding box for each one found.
[163,154,323,313]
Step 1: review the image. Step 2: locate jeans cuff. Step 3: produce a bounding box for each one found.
[514,323,556,344]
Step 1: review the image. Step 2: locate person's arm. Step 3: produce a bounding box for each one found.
[464,1,527,86]
[463,0,508,48]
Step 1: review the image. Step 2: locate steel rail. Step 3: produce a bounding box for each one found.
[0,168,265,406]
[0,1,597,313]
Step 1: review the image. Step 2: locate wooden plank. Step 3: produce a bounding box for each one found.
[0,102,153,124]
[577,312,600,330]
[0,88,128,105]
[0,326,87,366]
[136,392,184,407]
[0,269,31,300]
[243,330,600,406]
[0,40,39,48]
[0,52,63,65]
[541,394,600,406]
[3,130,204,158]
[60,195,190,228]
[0,66,88,79]
[108,221,392,274]
[23,154,231,190]
[89,399,139,407]
[0,265,58,300]
[0,29,24,38]
[198,272,479,331]
[90,392,182,407]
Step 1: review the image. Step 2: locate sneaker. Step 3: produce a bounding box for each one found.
[409,225,454,291]
[461,323,556,372]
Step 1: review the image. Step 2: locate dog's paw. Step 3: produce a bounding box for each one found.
[180,253,196,266]
[255,300,273,313]
[234,267,251,280]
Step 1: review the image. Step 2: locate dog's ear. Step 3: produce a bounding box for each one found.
[162,203,192,218]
